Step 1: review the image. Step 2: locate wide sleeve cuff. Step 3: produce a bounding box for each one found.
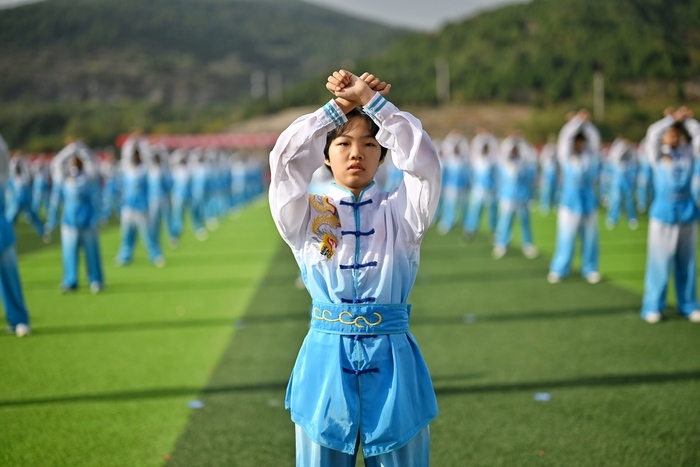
[322,100,348,128]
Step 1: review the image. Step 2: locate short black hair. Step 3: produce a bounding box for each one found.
[323,107,388,174]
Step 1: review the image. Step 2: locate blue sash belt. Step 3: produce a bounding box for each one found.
[310,301,410,335]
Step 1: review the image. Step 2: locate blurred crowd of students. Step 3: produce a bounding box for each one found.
[424,107,700,324]
[0,132,268,336]
[1,106,698,335]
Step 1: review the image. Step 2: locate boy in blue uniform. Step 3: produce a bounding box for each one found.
[548,109,602,284]
[538,140,559,216]
[641,107,700,323]
[269,71,440,466]
[46,140,104,293]
[116,136,165,267]
[7,154,45,237]
[492,133,538,259]
[168,149,191,246]
[605,137,639,230]
[436,131,469,234]
[0,135,30,337]
[464,129,498,240]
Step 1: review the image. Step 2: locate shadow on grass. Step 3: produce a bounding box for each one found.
[3,369,699,408]
[433,369,700,397]
[411,305,637,325]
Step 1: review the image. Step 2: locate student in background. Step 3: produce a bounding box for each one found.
[548,109,602,285]
[116,135,165,267]
[46,140,104,293]
[605,137,639,230]
[492,132,538,259]
[0,135,31,336]
[640,107,700,324]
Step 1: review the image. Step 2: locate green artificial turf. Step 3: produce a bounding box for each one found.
[1,202,699,466]
[0,201,279,466]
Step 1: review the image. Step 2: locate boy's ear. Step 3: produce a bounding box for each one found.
[324,158,331,167]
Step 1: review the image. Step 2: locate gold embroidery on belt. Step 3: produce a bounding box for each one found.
[312,307,383,328]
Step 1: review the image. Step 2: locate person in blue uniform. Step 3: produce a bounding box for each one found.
[168,149,191,247]
[605,137,639,230]
[538,139,558,215]
[640,107,700,324]
[463,129,498,240]
[269,70,439,466]
[548,109,602,284]
[116,135,165,267]
[46,140,104,293]
[7,154,45,237]
[31,156,51,217]
[189,149,210,241]
[98,153,120,224]
[492,133,538,259]
[436,131,469,235]
[146,146,171,255]
[0,135,30,336]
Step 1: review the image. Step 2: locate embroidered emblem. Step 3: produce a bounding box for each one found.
[309,195,341,260]
[312,307,383,328]
[319,233,338,260]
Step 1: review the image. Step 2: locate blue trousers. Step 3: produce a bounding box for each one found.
[147,202,166,252]
[190,197,206,232]
[6,201,44,236]
[463,188,497,234]
[295,424,430,467]
[539,175,557,214]
[0,245,30,328]
[607,185,637,224]
[116,209,163,264]
[494,200,534,248]
[61,225,104,288]
[641,220,698,317]
[169,196,187,239]
[437,186,463,233]
[549,207,599,277]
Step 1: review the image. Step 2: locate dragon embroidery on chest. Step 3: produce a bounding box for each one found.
[309,195,341,260]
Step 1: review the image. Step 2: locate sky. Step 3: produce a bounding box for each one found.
[298,0,530,31]
[0,0,529,31]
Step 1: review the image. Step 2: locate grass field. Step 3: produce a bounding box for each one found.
[1,200,699,466]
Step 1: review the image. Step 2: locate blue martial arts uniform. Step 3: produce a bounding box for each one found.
[46,142,104,291]
[464,133,498,236]
[641,116,700,318]
[270,94,440,462]
[549,116,602,281]
[493,136,537,256]
[605,139,639,228]
[116,138,163,265]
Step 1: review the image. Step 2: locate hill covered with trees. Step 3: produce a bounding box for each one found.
[0,0,408,149]
[2,0,699,149]
[276,0,699,140]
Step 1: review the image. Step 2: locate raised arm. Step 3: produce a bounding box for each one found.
[644,115,675,167]
[268,102,342,248]
[363,93,441,243]
[556,116,584,165]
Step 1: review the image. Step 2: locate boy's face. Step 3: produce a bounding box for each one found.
[325,117,383,197]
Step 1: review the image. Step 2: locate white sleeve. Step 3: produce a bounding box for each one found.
[556,116,584,165]
[582,121,601,155]
[363,94,441,243]
[498,137,518,164]
[683,118,700,156]
[268,100,344,249]
[645,116,675,167]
